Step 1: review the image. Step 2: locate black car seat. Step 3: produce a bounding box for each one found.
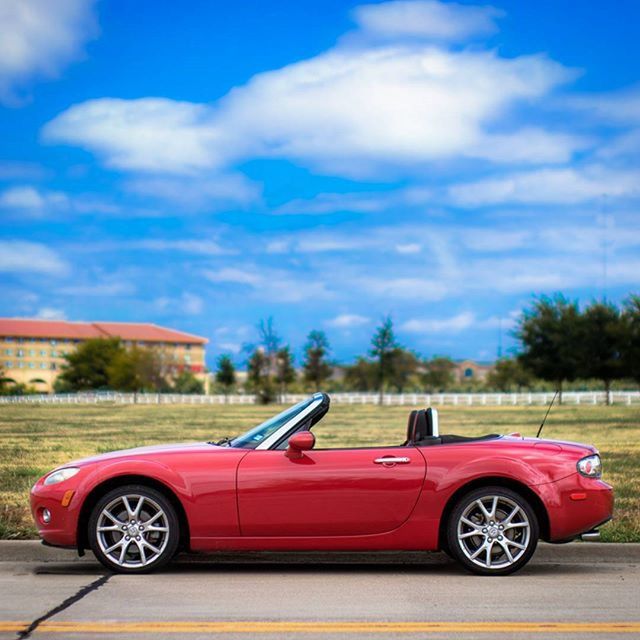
[403,410,418,445]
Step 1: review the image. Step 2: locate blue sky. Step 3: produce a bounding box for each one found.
[1,0,640,368]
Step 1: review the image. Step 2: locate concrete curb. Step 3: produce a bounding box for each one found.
[0,540,639,564]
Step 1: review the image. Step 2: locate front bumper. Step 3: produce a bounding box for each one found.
[542,473,614,542]
[30,479,82,548]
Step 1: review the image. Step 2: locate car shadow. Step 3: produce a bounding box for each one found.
[31,550,613,577]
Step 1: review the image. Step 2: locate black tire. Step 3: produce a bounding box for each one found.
[88,484,180,574]
[446,486,539,576]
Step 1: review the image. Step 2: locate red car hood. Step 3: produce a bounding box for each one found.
[66,442,221,467]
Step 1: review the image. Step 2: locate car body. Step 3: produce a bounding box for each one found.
[31,393,613,574]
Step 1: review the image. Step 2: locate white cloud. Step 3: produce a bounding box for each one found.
[353,0,503,42]
[132,239,231,256]
[36,307,67,320]
[44,98,224,174]
[44,9,578,180]
[156,292,204,315]
[395,243,422,254]
[359,276,449,300]
[203,267,331,302]
[568,88,640,124]
[0,241,68,276]
[58,281,134,296]
[326,314,370,328]
[449,165,640,206]
[0,185,69,213]
[402,311,475,333]
[0,0,97,105]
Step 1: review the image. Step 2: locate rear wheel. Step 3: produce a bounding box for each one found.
[446,486,539,576]
[88,484,179,574]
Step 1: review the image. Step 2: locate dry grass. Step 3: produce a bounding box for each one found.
[0,402,638,541]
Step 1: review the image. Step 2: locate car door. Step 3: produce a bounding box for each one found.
[236,447,426,537]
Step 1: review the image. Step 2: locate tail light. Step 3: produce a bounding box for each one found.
[577,454,602,478]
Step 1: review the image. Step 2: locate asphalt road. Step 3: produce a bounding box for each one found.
[0,542,639,640]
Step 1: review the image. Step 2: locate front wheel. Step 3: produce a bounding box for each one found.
[446,486,539,576]
[88,484,179,573]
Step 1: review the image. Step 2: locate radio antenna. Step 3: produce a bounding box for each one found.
[536,390,559,438]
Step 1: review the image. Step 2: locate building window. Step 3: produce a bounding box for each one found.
[40,362,47,369]
[185,344,191,351]
[17,362,24,368]
[138,341,146,347]
[51,349,57,357]
[28,349,35,356]
[464,368,473,378]
[4,349,12,356]
[40,350,47,357]
[17,349,24,358]
[50,363,57,370]
[184,354,191,364]
[28,362,35,369]
[4,361,12,368]
[5,337,14,342]
[50,339,57,345]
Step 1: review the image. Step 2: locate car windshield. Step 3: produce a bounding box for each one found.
[229,396,318,449]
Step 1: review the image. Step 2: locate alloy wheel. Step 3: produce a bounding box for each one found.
[456,494,531,570]
[96,494,170,568]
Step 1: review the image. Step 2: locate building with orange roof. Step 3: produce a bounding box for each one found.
[0,318,208,393]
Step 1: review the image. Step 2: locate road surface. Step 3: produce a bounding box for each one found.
[0,542,638,639]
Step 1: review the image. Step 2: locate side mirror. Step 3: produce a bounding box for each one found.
[285,431,315,459]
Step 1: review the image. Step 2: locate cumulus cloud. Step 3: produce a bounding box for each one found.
[402,311,475,333]
[36,307,67,320]
[43,2,578,183]
[326,314,370,328]
[449,165,640,206]
[353,0,503,42]
[0,0,97,105]
[0,241,68,275]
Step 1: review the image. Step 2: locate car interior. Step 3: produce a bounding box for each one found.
[404,408,501,446]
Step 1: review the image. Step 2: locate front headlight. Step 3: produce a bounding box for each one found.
[577,454,602,478]
[44,467,80,486]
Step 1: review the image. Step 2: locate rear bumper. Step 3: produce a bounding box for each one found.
[541,474,614,542]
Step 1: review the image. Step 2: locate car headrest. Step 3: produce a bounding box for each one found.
[406,410,418,443]
[426,407,439,437]
[413,410,428,441]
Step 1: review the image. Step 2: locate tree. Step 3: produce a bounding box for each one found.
[487,358,533,392]
[389,348,420,392]
[370,316,399,404]
[517,295,582,403]
[215,355,236,399]
[173,370,204,394]
[581,302,626,403]
[275,346,295,398]
[57,338,124,391]
[303,330,332,390]
[423,357,456,391]
[107,346,167,393]
[247,348,275,404]
[623,296,640,386]
[343,357,377,391]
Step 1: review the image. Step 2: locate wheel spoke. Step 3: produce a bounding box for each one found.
[484,541,493,567]
[489,496,498,519]
[470,541,487,560]
[504,521,529,530]
[476,499,491,520]
[133,496,145,519]
[503,505,521,525]
[505,539,527,550]
[498,539,514,563]
[122,496,135,519]
[135,540,147,564]
[105,539,124,555]
[118,539,131,564]
[459,530,481,539]
[141,539,161,555]
[97,525,120,532]
[102,509,124,526]
[144,511,163,526]
[145,525,168,533]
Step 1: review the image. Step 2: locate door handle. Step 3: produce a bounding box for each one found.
[374,456,411,465]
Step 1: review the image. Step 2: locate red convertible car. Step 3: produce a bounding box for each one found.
[31,393,613,575]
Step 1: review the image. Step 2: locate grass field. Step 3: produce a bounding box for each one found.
[0,402,638,542]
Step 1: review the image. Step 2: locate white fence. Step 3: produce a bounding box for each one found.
[1,391,639,406]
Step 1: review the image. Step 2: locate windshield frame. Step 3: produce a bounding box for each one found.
[229,393,326,450]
